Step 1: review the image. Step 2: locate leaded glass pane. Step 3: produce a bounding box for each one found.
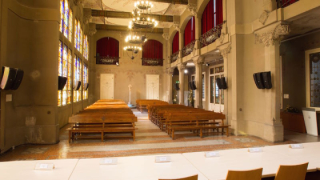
[310,52,320,107]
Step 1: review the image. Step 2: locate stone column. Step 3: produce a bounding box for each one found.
[179,30,184,59]
[166,68,174,104]
[194,14,201,51]
[178,64,186,105]
[193,56,204,108]
[255,23,289,142]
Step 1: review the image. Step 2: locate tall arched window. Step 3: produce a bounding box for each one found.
[184,17,195,46]
[183,16,195,57]
[171,32,179,63]
[201,0,223,46]
[96,37,119,65]
[142,40,163,66]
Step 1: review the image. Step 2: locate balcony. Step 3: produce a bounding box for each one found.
[142,58,163,66]
[96,56,119,65]
[277,0,299,8]
[182,40,196,58]
[170,51,179,63]
[200,24,223,48]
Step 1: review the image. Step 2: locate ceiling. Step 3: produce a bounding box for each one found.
[84,0,187,29]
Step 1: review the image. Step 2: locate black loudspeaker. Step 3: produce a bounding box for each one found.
[216,78,223,89]
[189,82,193,90]
[221,77,227,89]
[11,69,24,90]
[84,83,89,90]
[253,73,265,89]
[175,83,180,91]
[73,81,81,90]
[262,71,272,89]
[191,81,197,90]
[58,76,68,90]
[0,67,17,90]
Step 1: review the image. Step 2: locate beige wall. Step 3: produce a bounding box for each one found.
[91,31,168,104]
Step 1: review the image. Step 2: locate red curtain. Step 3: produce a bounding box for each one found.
[201,0,223,35]
[142,40,163,59]
[96,37,119,57]
[172,32,179,54]
[184,16,195,46]
[281,0,298,7]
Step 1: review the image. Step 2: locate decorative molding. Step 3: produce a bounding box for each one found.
[88,23,97,36]
[255,24,290,46]
[259,10,269,25]
[162,33,169,40]
[74,0,85,6]
[187,2,197,16]
[192,55,205,64]
[219,33,225,44]
[166,68,174,75]
[177,63,186,71]
[83,8,92,25]
[220,44,231,58]
[173,16,180,31]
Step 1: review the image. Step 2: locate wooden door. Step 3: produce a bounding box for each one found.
[100,74,114,99]
[146,75,159,100]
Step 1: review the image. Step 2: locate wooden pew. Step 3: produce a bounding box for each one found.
[136,99,168,112]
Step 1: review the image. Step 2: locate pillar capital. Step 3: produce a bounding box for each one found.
[83,8,92,25]
[192,56,205,65]
[219,44,231,59]
[187,0,197,16]
[255,22,290,47]
[173,16,180,31]
[166,67,174,75]
[177,64,186,71]
[88,23,97,36]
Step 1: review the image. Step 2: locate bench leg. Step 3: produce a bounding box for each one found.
[226,127,229,137]
[200,129,203,138]
[69,131,72,143]
[101,132,104,142]
[172,129,175,140]
[132,130,135,141]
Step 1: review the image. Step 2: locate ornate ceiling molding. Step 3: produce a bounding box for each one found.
[220,44,231,58]
[187,2,197,16]
[74,0,84,6]
[96,24,164,33]
[173,16,180,31]
[88,23,97,36]
[83,8,92,25]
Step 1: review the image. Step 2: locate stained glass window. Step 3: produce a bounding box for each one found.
[74,20,82,52]
[83,65,88,100]
[60,0,64,32]
[80,28,83,54]
[74,20,78,50]
[84,35,89,60]
[58,41,72,107]
[209,66,224,105]
[74,57,82,102]
[63,0,69,38]
[310,52,320,107]
[69,10,73,42]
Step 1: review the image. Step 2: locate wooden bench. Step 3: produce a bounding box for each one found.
[136,99,168,113]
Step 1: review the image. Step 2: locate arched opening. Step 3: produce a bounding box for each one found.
[182,17,195,57]
[96,37,119,65]
[201,0,223,47]
[171,32,179,63]
[142,40,163,66]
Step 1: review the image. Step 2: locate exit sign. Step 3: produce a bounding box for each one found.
[176,81,179,83]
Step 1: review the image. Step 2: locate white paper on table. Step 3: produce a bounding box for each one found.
[100,158,118,165]
[290,144,304,149]
[248,147,263,153]
[34,163,55,170]
[205,151,220,158]
[155,156,171,163]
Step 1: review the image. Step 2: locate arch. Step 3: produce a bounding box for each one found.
[142,39,163,59]
[96,37,119,57]
[184,16,195,46]
[201,0,223,35]
[172,32,179,54]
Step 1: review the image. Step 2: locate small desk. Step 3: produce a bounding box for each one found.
[69,154,208,180]
[0,159,79,180]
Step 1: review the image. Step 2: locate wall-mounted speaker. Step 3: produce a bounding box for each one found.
[1,67,17,90]
[189,81,196,90]
[175,83,180,91]
[11,69,24,90]
[84,83,89,90]
[253,73,265,89]
[216,78,223,89]
[73,81,81,90]
[58,76,68,90]
[262,71,272,89]
[221,77,228,89]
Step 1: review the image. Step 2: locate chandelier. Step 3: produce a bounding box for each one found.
[125,34,147,44]
[124,45,142,60]
[128,1,158,29]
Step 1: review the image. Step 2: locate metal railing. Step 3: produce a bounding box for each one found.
[170,51,179,63]
[277,0,299,8]
[96,56,119,65]
[141,58,163,66]
[182,40,196,57]
[200,23,223,47]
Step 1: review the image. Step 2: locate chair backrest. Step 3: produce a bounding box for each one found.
[159,174,198,180]
[274,163,308,180]
[226,168,263,180]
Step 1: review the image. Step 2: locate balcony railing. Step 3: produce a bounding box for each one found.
[96,56,119,65]
[170,51,179,63]
[277,0,299,8]
[200,24,223,47]
[142,58,163,66]
[182,40,196,57]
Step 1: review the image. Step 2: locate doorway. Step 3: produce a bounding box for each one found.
[100,74,114,99]
[146,74,159,100]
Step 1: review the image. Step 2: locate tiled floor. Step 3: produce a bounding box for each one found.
[0,110,305,161]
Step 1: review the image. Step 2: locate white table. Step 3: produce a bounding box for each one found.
[69,154,208,180]
[183,144,319,180]
[0,159,79,180]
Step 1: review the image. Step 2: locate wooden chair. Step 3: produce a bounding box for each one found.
[159,174,198,180]
[225,168,262,180]
[274,163,308,180]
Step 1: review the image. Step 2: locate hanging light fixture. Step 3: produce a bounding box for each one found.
[123,45,142,60]
[128,1,158,30]
[125,34,147,44]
